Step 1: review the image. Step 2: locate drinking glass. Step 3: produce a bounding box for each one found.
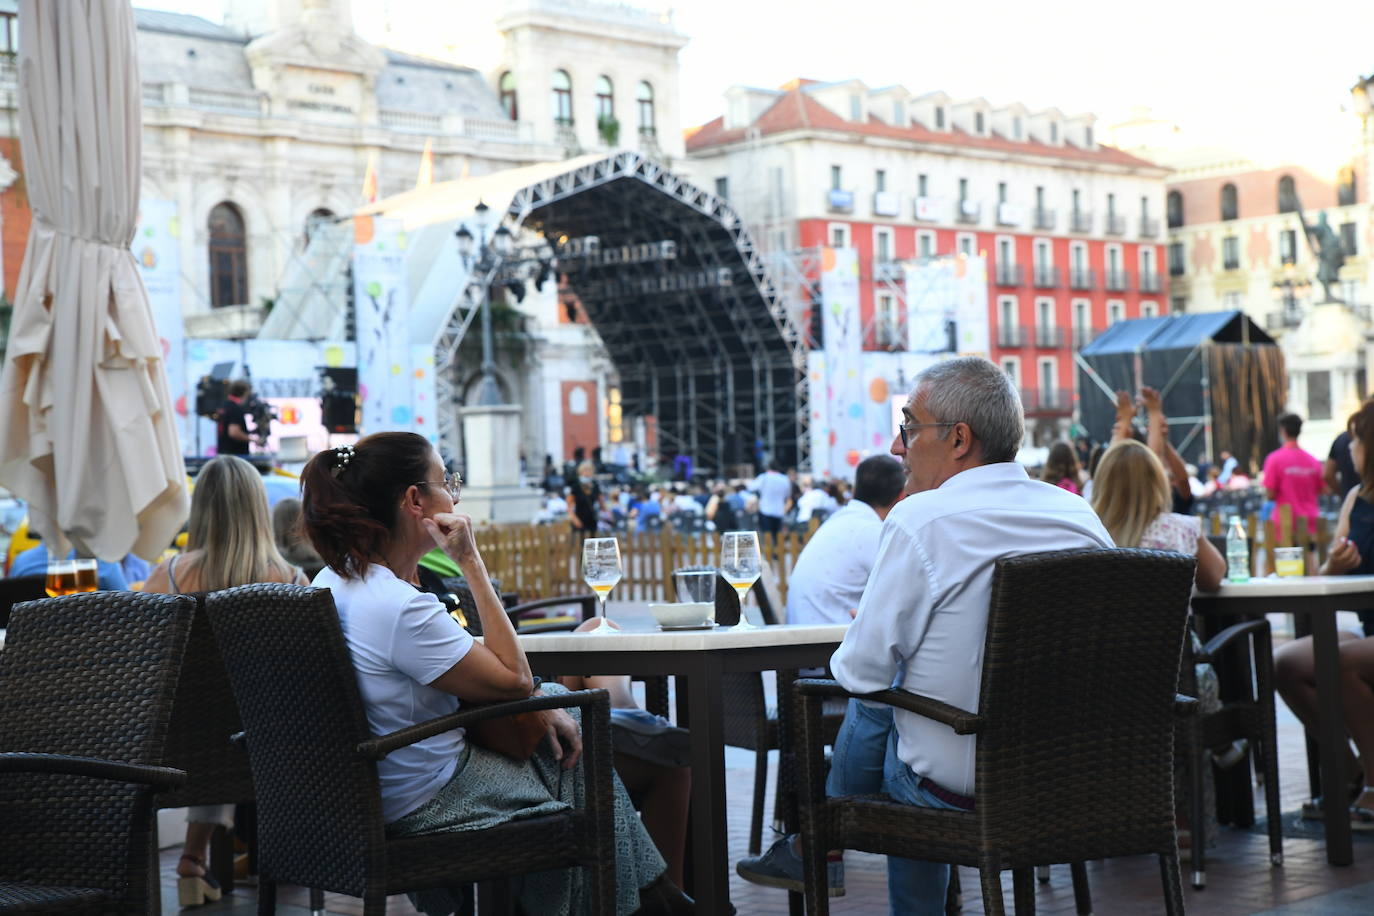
[720,531,762,630]
[674,569,717,625]
[582,537,622,633]
[45,560,77,598]
[72,559,99,593]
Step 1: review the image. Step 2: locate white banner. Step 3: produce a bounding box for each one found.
[903,255,989,357]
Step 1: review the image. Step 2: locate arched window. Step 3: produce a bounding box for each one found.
[208,202,247,309]
[595,75,614,122]
[636,80,655,136]
[302,207,335,249]
[1166,190,1184,228]
[499,71,517,120]
[1277,175,1297,213]
[1220,183,1238,221]
[1338,166,1357,207]
[552,69,572,126]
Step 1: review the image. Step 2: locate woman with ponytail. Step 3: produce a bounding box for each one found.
[299,432,688,915]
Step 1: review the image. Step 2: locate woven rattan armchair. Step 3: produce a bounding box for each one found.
[793,548,1198,915]
[205,582,617,915]
[0,590,195,914]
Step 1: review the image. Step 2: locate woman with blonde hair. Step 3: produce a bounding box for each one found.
[143,455,309,906]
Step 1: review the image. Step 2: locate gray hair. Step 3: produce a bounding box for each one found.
[913,357,1024,463]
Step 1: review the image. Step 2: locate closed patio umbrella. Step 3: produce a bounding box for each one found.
[0,0,187,561]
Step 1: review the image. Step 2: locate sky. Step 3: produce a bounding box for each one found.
[141,0,1374,175]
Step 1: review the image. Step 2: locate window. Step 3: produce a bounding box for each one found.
[831,165,842,191]
[1279,229,1297,265]
[1013,116,1022,139]
[1141,301,1159,318]
[935,107,945,129]
[208,202,248,309]
[875,169,886,193]
[1071,188,1081,215]
[958,177,969,201]
[1034,239,1051,268]
[302,207,335,249]
[1140,246,1156,275]
[1085,126,1094,146]
[874,228,893,262]
[714,177,729,200]
[1222,236,1240,270]
[997,237,1014,264]
[1037,358,1056,398]
[1278,175,1297,213]
[1342,221,1358,256]
[1308,370,1332,421]
[999,296,1017,330]
[1035,186,1045,208]
[975,111,985,134]
[1107,300,1124,324]
[1001,357,1020,386]
[1220,183,1238,221]
[1070,242,1087,271]
[1049,121,1058,143]
[875,293,899,346]
[956,233,975,257]
[1140,196,1150,220]
[1073,299,1089,330]
[1167,190,1184,228]
[997,181,1008,205]
[552,69,573,126]
[1222,290,1244,309]
[850,94,863,121]
[1106,245,1121,273]
[917,230,935,259]
[595,75,614,122]
[1171,296,1187,314]
[829,224,850,248]
[1106,192,1117,218]
[498,71,517,120]
[1168,242,1185,275]
[917,174,928,197]
[636,81,655,134]
[1036,298,1054,329]
[1339,167,1357,207]
[893,100,904,125]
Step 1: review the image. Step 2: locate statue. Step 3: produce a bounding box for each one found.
[1297,209,1345,303]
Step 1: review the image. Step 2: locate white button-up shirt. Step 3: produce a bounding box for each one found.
[785,499,883,625]
[830,462,1113,796]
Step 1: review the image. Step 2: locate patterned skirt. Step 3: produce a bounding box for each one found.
[387,687,665,916]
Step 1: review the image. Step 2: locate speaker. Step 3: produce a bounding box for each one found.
[319,367,358,434]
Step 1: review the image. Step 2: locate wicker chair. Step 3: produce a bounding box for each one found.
[205,582,617,915]
[0,590,195,914]
[793,548,1198,915]
[0,574,45,628]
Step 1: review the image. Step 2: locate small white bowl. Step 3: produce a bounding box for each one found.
[647,601,715,629]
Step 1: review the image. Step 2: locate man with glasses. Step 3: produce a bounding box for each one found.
[738,357,1112,911]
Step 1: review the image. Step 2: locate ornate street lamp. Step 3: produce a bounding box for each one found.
[454,200,513,407]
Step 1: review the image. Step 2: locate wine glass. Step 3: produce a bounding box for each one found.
[720,531,762,630]
[582,537,623,633]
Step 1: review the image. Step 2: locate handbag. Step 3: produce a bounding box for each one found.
[466,710,549,761]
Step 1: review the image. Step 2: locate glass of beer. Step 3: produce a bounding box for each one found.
[45,560,77,597]
[72,558,99,593]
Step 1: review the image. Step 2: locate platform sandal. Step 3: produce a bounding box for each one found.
[177,854,223,907]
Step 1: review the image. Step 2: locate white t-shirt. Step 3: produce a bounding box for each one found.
[752,470,792,518]
[315,564,475,822]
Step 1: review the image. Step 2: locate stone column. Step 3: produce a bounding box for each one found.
[459,404,542,522]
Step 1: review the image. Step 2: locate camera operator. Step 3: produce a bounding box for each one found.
[216,379,268,455]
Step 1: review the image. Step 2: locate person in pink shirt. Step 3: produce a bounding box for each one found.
[1262,413,1325,536]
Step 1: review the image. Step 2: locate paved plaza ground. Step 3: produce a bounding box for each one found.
[156,611,1374,914]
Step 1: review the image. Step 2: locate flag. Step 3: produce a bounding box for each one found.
[361,149,379,204]
[416,138,434,189]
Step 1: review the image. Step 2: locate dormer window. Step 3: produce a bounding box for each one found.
[850,94,863,121]
[1050,122,1058,143]
[975,111,985,134]
[935,107,945,129]
[1013,116,1022,139]
[1085,126,1094,146]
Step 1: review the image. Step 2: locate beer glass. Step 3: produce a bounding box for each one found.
[45,560,77,597]
[72,558,99,593]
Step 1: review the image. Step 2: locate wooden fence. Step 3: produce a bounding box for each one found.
[476,503,1341,606]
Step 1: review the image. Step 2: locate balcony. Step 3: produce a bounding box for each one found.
[873,259,905,283]
[1169,260,1186,277]
[996,202,1024,227]
[994,264,1025,286]
[1034,326,1067,348]
[1072,327,1100,348]
[1032,266,1061,289]
[914,196,940,220]
[1140,217,1160,238]
[1033,207,1056,230]
[956,199,982,224]
[827,189,855,213]
[1069,268,1096,290]
[1139,271,1162,293]
[1105,269,1131,292]
[997,324,1029,348]
[872,317,907,350]
[872,191,901,218]
[1105,214,1127,235]
[1022,386,1073,415]
[1070,211,1093,233]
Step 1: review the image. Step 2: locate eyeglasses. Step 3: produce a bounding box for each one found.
[898,421,957,448]
[413,471,463,500]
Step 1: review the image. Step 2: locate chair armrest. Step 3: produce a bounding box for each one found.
[796,678,983,735]
[357,688,608,760]
[1174,694,1199,718]
[1199,618,1270,662]
[507,594,596,619]
[0,752,187,790]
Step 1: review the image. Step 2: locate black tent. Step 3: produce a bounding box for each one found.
[1076,311,1285,469]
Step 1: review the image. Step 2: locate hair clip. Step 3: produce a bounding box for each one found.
[330,445,355,478]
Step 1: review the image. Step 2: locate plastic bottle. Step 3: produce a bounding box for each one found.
[1226,515,1250,583]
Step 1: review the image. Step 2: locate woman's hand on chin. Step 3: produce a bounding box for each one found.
[424,512,479,565]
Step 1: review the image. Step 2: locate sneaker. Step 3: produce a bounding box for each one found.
[735,835,844,897]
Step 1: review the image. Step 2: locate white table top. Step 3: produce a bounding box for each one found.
[514,622,849,653]
[1201,574,1374,599]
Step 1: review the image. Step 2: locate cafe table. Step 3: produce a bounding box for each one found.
[515,619,848,915]
[1191,574,1374,867]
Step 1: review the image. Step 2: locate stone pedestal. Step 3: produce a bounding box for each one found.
[459,404,542,523]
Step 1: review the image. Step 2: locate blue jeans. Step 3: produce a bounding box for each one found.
[825,699,960,916]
